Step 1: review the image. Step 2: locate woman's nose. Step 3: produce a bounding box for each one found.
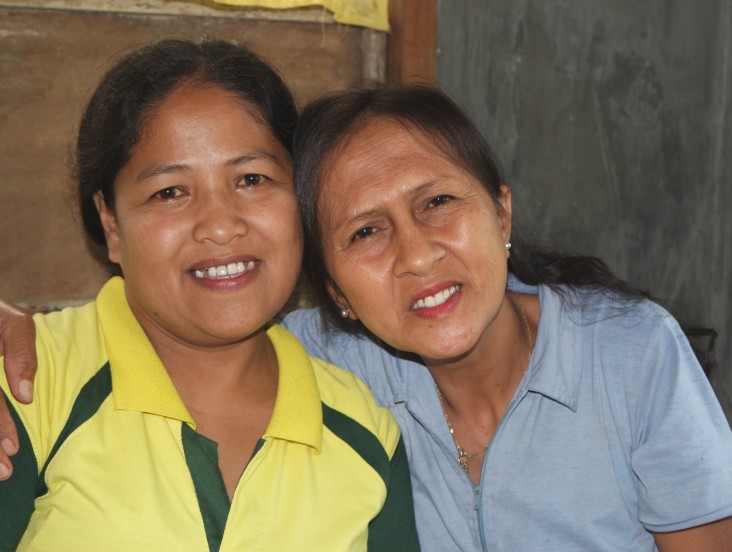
[192,190,247,245]
[392,220,445,277]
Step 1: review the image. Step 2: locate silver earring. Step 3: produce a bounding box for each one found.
[340,308,350,318]
[505,242,512,250]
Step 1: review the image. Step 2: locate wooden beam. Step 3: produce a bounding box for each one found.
[0,0,331,22]
[387,0,437,83]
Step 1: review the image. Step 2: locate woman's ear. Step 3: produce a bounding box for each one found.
[325,279,357,321]
[93,191,121,265]
[497,184,512,246]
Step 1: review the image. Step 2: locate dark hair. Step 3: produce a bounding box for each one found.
[76,38,297,273]
[294,83,648,335]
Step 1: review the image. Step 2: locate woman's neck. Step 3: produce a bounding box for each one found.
[426,292,538,484]
[151,326,278,408]
[149,326,280,500]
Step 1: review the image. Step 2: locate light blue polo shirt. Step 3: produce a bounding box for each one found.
[282,276,732,551]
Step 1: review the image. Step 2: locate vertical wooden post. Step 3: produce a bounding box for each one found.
[387,0,437,83]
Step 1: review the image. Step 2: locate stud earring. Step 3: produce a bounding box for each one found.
[505,242,512,250]
[340,308,350,318]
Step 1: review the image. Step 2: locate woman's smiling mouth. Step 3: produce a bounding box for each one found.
[411,284,462,310]
[192,261,257,280]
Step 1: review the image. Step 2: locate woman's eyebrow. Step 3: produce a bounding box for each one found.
[135,163,189,183]
[336,209,380,230]
[135,151,289,183]
[226,151,289,169]
[334,178,450,225]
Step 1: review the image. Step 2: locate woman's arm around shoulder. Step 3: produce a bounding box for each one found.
[0,300,37,480]
[0,302,42,549]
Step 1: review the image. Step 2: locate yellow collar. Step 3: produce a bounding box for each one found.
[96,277,322,450]
[97,277,193,424]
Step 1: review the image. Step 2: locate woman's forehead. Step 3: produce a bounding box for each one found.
[329,117,452,169]
[135,85,286,158]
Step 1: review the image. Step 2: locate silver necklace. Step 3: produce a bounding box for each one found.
[436,293,533,474]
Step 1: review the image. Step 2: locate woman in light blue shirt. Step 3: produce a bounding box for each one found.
[284,83,732,551]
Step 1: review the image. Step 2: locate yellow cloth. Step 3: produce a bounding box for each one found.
[210,0,389,32]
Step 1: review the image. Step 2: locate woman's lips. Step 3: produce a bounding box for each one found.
[410,284,462,311]
[192,260,257,280]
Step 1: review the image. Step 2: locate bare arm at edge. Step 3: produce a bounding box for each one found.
[0,301,37,480]
[654,516,732,552]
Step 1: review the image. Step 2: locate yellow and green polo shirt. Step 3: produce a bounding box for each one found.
[0,277,419,552]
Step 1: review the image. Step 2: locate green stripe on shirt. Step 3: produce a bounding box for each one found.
[37,363,112,497]
[0,393,39,552]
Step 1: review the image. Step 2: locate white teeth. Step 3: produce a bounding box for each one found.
[412,285,461,310]
[192,261,256,280]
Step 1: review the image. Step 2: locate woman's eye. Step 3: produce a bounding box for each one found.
[429,194,454,208]
[238,173,265,187]
[352,226,376,241]
[153,187,182,200]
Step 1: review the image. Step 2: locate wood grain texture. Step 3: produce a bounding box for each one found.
[387,0,437,83]
[0,0,332,21]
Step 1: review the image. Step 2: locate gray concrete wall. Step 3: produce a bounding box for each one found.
[437,0,732,420]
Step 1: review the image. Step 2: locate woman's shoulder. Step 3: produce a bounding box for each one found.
[542,283,676,335]
[32,300,107,383]
[33,300,100,343]
[280,307,414,396]
[267,322,402,450]
[311,352,404,458]
[539,284,698,379]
